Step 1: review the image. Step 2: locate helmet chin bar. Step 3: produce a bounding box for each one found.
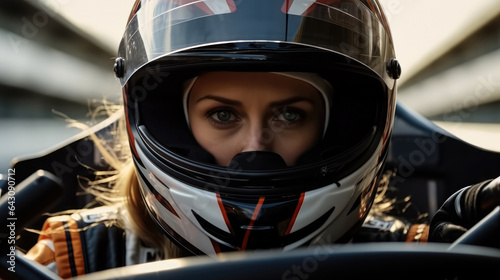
[133,136,385,256]
[229,151,288,170]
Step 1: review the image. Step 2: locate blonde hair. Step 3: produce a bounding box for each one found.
[63,102,187,259]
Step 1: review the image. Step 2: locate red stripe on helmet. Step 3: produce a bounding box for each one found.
[210,238,222,255]
[285,192,305,235]
[216,193,234,235]
[281,0,294,13]
[240,197,265,250]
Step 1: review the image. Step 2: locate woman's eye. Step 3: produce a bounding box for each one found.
[282,111,299,122]
[275,107,302,123]
[208,109,236,123]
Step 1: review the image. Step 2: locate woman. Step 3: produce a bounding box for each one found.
[26,0,403,278]
[186,71,330,167]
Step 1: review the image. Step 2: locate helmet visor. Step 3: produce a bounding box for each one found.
[125,49,388,195]
[118,0,395,87]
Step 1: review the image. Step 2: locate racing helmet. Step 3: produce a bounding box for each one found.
[115,0,400,255]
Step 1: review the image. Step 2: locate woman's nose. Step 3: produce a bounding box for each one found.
[240,123,273,153]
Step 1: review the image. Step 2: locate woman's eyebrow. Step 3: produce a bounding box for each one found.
[269,97,316,107]
[195,95,242,106]
[195,96,316,107]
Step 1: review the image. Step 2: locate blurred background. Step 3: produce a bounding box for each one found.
[1,0,500,172]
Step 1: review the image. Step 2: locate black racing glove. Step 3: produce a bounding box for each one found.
[429,176,500,243]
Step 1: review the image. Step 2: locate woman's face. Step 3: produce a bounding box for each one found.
[188,72,325,166]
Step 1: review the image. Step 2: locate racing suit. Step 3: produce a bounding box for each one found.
[25,206,161,279]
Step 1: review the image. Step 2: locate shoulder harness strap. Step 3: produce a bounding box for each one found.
[39,215,86,278]
[38,206,127,278]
